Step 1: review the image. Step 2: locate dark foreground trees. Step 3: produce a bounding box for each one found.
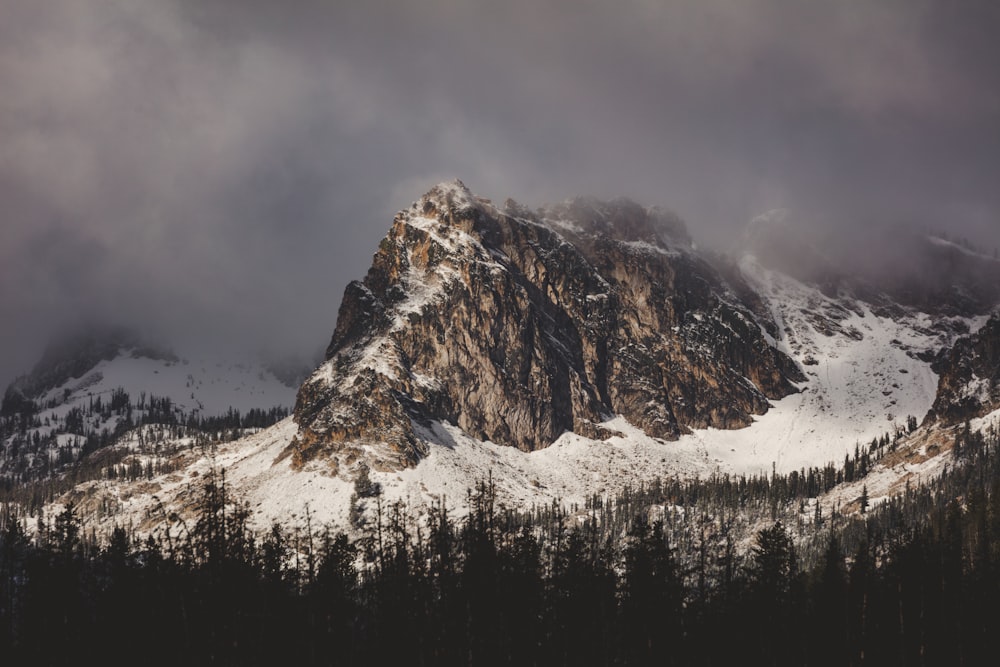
[4,431,1000,667]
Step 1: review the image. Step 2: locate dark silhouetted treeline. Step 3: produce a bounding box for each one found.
[3,426,1000,667]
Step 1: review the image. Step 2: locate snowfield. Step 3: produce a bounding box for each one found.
[675,256,980,476]
[34,350,297,417]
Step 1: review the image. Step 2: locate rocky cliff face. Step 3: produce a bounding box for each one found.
[925,314,1000,426]
[288,181,803,471]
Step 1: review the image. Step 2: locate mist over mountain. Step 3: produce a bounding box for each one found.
[743,211,1000,317]
[2,0,999,395]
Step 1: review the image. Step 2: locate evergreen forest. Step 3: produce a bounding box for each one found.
[2,420,1000,665]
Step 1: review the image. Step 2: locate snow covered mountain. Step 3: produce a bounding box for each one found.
[5,182,999,536]
[290,181,801,472]
[0,326,297,485]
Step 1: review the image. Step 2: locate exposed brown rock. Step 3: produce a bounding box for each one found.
[289,181,803,470]
[925,314,1000,426]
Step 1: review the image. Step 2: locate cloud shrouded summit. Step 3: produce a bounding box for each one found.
[2,0,998,386]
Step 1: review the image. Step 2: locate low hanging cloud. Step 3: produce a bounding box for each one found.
[1,0,998,384]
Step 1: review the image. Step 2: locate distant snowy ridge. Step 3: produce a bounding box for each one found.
[1,332,297,485]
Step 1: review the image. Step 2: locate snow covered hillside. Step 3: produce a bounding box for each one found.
[0,337,297,485]
[676,256,984,475]
[30,348,296,418]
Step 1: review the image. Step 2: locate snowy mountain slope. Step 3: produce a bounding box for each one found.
[31,349,297,417]
[0,333,297,483]
[674,256,984,475]
[813,408,1000,520]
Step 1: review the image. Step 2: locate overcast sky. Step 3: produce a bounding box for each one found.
[2,0,999,386]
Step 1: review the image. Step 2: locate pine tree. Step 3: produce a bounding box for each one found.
[749,521,800,664]
[53,502,81,562]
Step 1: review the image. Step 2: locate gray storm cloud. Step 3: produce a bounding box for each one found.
[1,0,998,384]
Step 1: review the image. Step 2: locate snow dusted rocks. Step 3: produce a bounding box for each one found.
[288,181,803,471]
[926,313,1000,426]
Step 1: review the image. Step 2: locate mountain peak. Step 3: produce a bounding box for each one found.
[291,183,800,471]
[412,179,482,222]
[540,196,691,249]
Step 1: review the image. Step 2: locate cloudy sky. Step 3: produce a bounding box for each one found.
[2,0,998,385]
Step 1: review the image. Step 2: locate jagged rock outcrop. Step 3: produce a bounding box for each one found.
[925,313,1000,426]
[288,181,804,471]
